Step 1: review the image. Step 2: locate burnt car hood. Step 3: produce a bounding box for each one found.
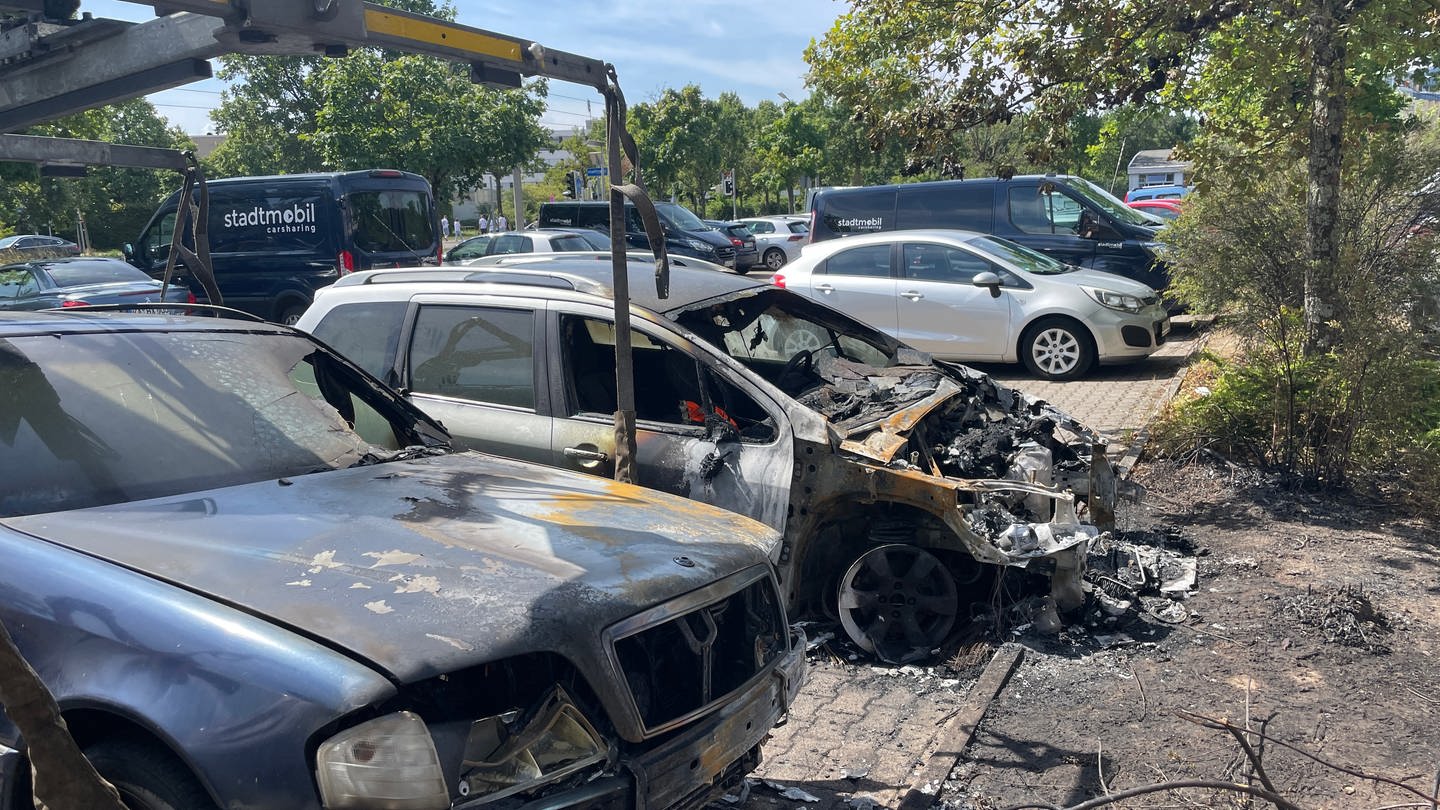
[2,452,775,684]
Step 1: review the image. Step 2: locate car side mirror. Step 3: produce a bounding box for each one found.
[122,242,134,259]
[972,271,1003,298]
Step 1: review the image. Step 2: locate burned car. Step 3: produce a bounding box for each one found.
[0,310,804,810]
[299,256,1123,664]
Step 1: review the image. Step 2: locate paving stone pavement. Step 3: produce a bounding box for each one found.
[725,321,1209,810]
[972,319,1207,445]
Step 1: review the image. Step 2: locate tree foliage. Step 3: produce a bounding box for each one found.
[0,100,192,249]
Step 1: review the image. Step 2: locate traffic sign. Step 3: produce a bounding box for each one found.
[585,167,607,177]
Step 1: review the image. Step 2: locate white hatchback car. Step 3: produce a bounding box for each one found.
[737,216,809,271]
[774,229,1169,380]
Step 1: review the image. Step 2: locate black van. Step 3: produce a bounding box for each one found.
[537,200,737,268]
[126,169,439,323]
[809,175,1169,290]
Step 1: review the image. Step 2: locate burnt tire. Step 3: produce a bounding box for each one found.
[84,738,217,810]
[1020,316,1094,381]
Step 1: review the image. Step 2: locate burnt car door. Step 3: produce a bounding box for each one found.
[548,304,794,532]
[396,296,553,465]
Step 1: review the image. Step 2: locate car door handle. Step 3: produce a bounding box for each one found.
[901,290,924,301]
[814,283,834,293]
[563,446,609,462]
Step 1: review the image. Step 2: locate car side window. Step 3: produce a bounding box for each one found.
[576,206,609,230]
[0,268,27,300]
[747,221,773,234]
[11,269,41,297]
[448,238,488,261]
[787,222,809,234]
[552,235,589,252]
[309,301,408,382]
[488,234,531,255]
[407,305,536,410]
[558,314,776,441]
[822,244,892,278]
[902,244,998,283]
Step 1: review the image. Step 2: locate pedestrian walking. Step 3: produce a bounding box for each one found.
[453,219,462,237]
[496,213,508,232]
[478,214,489,234]
[440,215,449,237]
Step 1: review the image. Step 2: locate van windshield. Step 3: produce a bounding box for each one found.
[655,202,707,232]
[1064,178,1155,227]
[350,190,436,255]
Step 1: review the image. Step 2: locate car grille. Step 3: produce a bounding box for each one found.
[714,246,737,261]
[610,568,786,734]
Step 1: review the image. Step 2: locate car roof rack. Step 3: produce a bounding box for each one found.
[344,267,583,292]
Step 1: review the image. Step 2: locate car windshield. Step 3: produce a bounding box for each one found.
[965,236,1075,276]
[1064,177,1156,227]
[655,202,707,232]
[672,288,898,372]
[44,261,151,286]
[0,326,444,517]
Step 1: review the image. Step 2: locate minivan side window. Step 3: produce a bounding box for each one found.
[487,234,532,255]
[540,204,578,227]
[146,211,177,259]
[822,244,892,278]
[576,205,609,230]
[896,184,992,231]
[407,305,536,410]
[1008,187,1084,235]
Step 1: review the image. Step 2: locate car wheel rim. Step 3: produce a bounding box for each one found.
[1031,328,1080,375]
[765,250,785,270]
[782,329,824,354]
[837,544,957,664]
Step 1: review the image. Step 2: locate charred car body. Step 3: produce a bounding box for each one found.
[0,310,803,810]
[299,256,1124,664]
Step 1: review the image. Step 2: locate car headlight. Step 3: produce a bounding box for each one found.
[683,238,716,253]
[457,686,608,803]
[1082,286,1145,313]
[316,712,449,809]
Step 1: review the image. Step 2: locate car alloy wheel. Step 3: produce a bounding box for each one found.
[764,248,787,271]
[1021,317,1094,381]
[836,544,958,664]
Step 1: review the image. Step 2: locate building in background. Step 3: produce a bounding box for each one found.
[1126,149,1191,193]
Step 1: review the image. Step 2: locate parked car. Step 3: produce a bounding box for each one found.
[1127,199,1182,221]
[299,258,1123,664]
[0,308,804,810]
[0,235,80,257]
[1124,183,1188,203]
[737,216,808,271]
[549,227,613,250]
[808,175,1170,292]
[774,229,1169,381]
[472,228,611,260]
[443,233,493,263]
[704,220,759,273]
[0,257,193,311]
[538,200,737,267]
[125,169,441,324]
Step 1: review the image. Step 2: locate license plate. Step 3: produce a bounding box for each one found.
[1158,319,1171,337]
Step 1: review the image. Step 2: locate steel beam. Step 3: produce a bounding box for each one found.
[0,11,222,131]
[0,133,189,170]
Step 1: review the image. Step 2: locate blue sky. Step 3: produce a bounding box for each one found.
[81,0,848,135]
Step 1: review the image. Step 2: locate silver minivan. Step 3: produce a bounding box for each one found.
[776,229,1170,381]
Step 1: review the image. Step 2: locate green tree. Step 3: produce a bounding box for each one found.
[753,99,824,213]
[206,54,325,177]
[310,50,549,208]
[628,86,727,210]
[1083,107,1198,194]
[0,100,191,249]
[806,0,1440,353]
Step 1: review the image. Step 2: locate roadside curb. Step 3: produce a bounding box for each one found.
[1114,318,1215,478]
[895,644,1025,810]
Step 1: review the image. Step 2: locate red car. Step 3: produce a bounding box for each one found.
[1128,199,1183,221]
